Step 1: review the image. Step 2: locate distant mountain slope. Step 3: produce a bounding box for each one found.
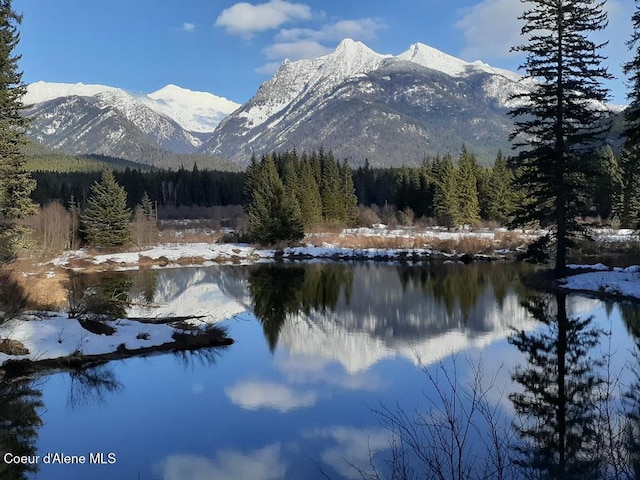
[23,81,240,167]
[200,39,535,166]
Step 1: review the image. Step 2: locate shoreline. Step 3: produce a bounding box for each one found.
[1,231,639,374]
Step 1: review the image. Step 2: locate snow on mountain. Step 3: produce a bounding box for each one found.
[25,81,240,134]
[148,84,240,133]
[397,43,521,81]
[202,38,530,165]
[237,39,389,130]
[24,81,120,105]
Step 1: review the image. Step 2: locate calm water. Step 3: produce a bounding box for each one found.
[4,262,640,480]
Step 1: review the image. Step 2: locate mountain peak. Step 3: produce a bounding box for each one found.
[398,43,473,77]
[331,38,387,62]
[24,81,119,105]
[335,38,367,53]
[398,42,520,81]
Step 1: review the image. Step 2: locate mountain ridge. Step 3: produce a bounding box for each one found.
[200,38,534,166]
[23,39,624,169]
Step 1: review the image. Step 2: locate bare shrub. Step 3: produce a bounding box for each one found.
[398,207,415,227]
[380,204,398,228]
[0,268,28,323]
[358,205,382,227]
[426,236,495,255]
[354,355,514,480]
[494,231,527,250]
[132,206,159,249]
[23,201,72,255]
[414,216,436,228]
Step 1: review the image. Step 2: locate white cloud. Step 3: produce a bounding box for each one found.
[264,40,331,60]
[456,0,525,60]
[215,0,312,38]
[275,353,386,391]
[182,22,195,32]
[255,62,283,75]
[159,446,286,480]
[277,18,386,43]
[254,17,385,76]
[306,427,389,479]
[225,381,317,412]
[457,0,632,103]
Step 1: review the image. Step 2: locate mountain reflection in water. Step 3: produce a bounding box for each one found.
[12,262,640,480]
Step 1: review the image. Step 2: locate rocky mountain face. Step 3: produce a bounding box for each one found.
[23,81,240,165]
[200,39,532,167]
[24,40,622,168]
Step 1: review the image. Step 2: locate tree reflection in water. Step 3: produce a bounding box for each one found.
[67,269,158,321]
[395,262,530,322]
[247,263,353,351]
[0,376,43,480]
[621,302,640,479]
[509,293,604,479]
[67,364,123,410]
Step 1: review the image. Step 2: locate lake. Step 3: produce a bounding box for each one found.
[3,261,640,480]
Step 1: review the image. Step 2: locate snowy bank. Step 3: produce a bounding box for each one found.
[51,242,482,271]
[561,265,640,300]
[0,312,233,372]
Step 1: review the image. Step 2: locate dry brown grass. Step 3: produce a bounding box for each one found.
[310,234,427,250]
[0,338,29,355]
[307,230,530,255]
[157,229,222,244]
[2,260,69,311]
[428,236,495,254]
[494,230,529,250]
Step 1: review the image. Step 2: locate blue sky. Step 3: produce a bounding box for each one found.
[14,0,635,104]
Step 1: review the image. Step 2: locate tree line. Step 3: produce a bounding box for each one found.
[19,140,640,248]
[31,167,245,210]
[244,149,359,244]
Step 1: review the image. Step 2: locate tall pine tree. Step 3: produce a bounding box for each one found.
[246,156,304,245]
[455,146,480,225]
[0,0,36,261]
[624,0,640,147]
[621,1,640,228]
[430,154,460,228]
[509,0,611,273]
[81,171,132,247]
[485,151,516,224]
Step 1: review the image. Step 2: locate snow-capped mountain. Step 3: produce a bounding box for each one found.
[148,84,240,133]
[200,39,531,166]
[24,81,240,162]
[24,40,620,168]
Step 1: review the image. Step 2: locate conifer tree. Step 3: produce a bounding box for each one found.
[133,191,157,248]
[618,145,640,227]
[621,1,640,228]
[246,156,304,245]
[81,171,132,247]
[339,160,359,225]
[296,158,323,227]
[0,0,36,261]
[320,151,344,222]
[624,0,640,148]
[509,0,612,273]
[485,151,516,224]
[455,147,480,225]
[594,145,623,221]
[431,154,460,227]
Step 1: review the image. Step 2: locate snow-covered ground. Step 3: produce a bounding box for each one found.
[51,242,443,270]
[562,265,640,299]
[0,313,177,366]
